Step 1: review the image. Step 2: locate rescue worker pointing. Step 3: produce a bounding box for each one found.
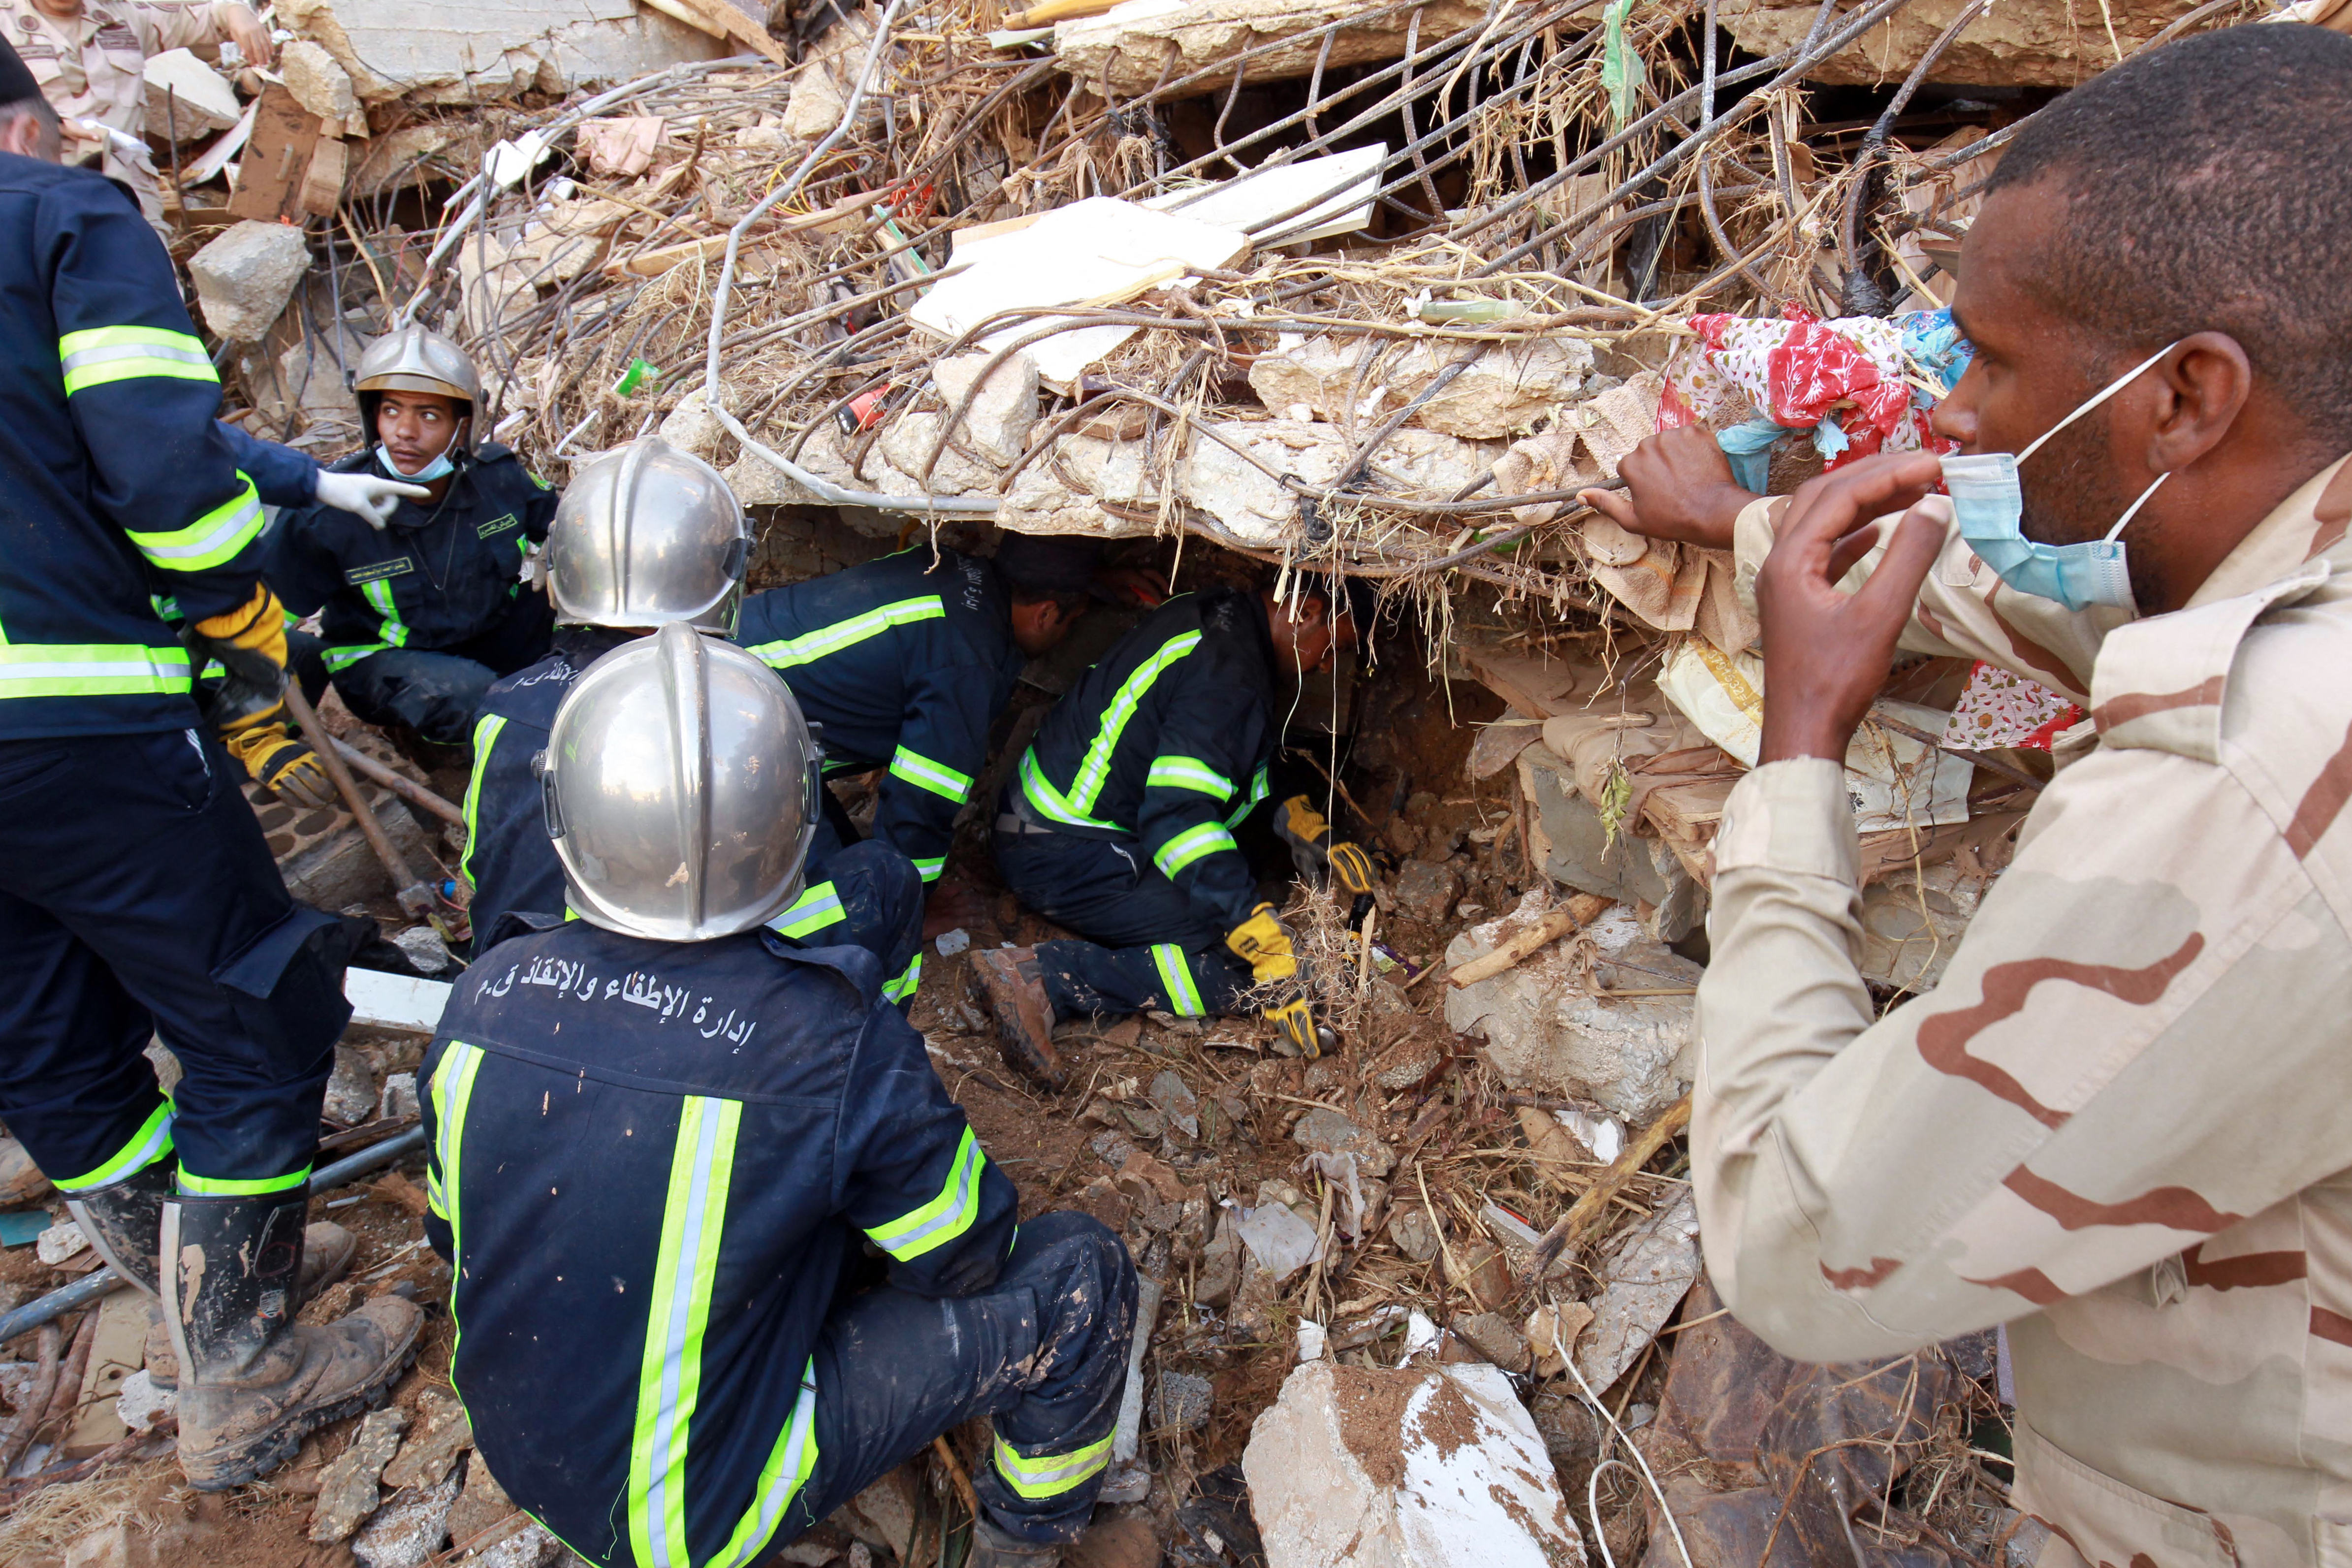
[0,41,418,1489]
[425,624,1136,1568]
[973,577,1374,1085]
[266,325,558,748]
[459,434,924,998]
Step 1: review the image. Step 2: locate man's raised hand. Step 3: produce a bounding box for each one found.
[1577,424,1758,550]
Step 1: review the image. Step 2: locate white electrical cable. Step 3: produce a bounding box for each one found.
[1562,1332,1695,1568]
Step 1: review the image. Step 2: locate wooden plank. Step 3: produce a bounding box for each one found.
[299,134,348,219]
[63,1288,146,1458]
[227,85,320,223]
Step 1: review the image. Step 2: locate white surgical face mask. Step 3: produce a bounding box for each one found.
[1940,341,2178,612]
[377,444,456,483]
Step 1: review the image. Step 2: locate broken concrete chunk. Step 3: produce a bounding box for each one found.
[280,39,358,120]
[309,1405,412,1544]
[143,50,241,140]
[37,1220,91,1266]
[381,1388,470,1489]
[350,1470,460,1568]
[0,1133,53,1207]
[475,1523,560,1568]
[932,351,1039,467]
[783,12,883,139]
[444,1453,516,1550]
[322,1043,380,1127]
[1718,0,2202,85]
[1057,0,1486,97]
[1290,1106,1395,1178]
[1386,1205,1439,1264]
[1148,1070,1200,1143]
[1512,743,1708,941]
[1153,1370,1214,1432]
[1247,333,1593,440]
[380,1071,420,1122]
[279,0,725,107]
[1390,860,1459,926]
[1178,420,1499,546]
[1449,1312,1531,1373]
[190,222,311,344]
[1243,1359,1587,1568]
[1196,1209,1242,1306]
[1446,890,1700,1124]
[1576,1190,1701,1391]
[1858,860,1985,993]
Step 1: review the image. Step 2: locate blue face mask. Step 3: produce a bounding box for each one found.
[377,444,456,483]
[1940,341,2177,612]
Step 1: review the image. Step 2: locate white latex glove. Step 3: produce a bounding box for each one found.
[314,470,430,529]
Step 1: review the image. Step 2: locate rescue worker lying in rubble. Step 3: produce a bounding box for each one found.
[459,434,924,1002]
[265,324,559,749]
[733,532,1107,927]
[421,623,1137,1568]
[1584,25,2352,1563]
[969,576,1376,1086]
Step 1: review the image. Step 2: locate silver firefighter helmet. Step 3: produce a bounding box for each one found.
[540,622,821,941]
[547,436,751,635]
[353,324,483,448]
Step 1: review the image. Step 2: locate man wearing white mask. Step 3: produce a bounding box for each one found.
[266,324,560,747]
[1584,25,2352,1564]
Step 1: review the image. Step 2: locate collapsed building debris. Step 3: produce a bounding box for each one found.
[0,0,2292,1561]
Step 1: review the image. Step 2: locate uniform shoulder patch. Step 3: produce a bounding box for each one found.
[346,558,414,586]
[477,513,521,539]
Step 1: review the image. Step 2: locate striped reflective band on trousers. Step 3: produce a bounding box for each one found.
[460,714,507,889]
[325,579,414,672]
[54,1101,175,1192]
[630,1094,743,1568]
[127,473,264,573]
[767,881,845,940]
[745,596,943,669]
[178,1164,310,1196]
[58,325,217,395]
[889,745,973,804]
[1150,946,1205,1017]
[865,1125,984,1261]
[1152,821,1236,879]
[991,1429,1113,1500]
[883,952,922,1004]
[1018,630,1202,831]
[911,855,946,884]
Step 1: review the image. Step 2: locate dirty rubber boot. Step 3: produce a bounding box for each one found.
[143,1221,358,1391]
[163,1191,422,1491]
[971,946,1065,1088]
[64,1158,174,1293]
[969,1519,1062,1568]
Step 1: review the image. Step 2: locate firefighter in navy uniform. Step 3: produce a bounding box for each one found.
[266,325,559,746]
[0,44,419,1490]
[460,435,924,996]
[972,579,1377,1086]
[423,625,1137,1568]
[733,534,1101,897]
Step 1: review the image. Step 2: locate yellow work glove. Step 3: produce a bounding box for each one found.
[222,724,337,809]
[1227,903,1322,1058]
[191,584,290,680]
[1272,794,1377,896]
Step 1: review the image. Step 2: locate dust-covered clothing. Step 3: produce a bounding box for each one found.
[3,0,245,226]
[421,920,1134,1561]
[1699,458,2352,1565]
[736,547,1023,884]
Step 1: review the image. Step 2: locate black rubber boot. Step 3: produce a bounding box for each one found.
[163,1191,421,1490]
[64,1158,173,1293]
[969,1519,1063,1568]
[143,1219,358,1391]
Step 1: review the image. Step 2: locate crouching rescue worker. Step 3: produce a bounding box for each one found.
[422,624,1137,1568]
[972,578,1373,1085]
[0,40,418,1490]
[734,534,1103,913]
[266,324,557,747]
[1587,28,2352,1562]
[460,435,923,992]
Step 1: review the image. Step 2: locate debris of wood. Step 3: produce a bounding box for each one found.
[1446,891,1609,986]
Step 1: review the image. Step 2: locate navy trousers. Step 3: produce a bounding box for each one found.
[991,816,1254,1021]
[786,1211,1138,1550]
[0,729,349,1190]
[335,594,554,744]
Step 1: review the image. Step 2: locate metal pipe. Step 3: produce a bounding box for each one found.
[283,683,434,920]
[0,1127,433,1345]
[329,738,466,827]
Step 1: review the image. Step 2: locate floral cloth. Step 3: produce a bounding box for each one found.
[1938,659,2083,752]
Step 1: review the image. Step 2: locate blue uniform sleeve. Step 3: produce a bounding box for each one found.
[41,176,268,624]
[262,504,347,619]
[217,421,320,509]
[1136,658,1271,937]
[872,640,1006,883]
[835,1005,1017,1297]
[523,468,558,544]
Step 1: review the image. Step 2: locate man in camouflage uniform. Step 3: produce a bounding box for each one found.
[5,0,268,228]
[1589,26,2352,1564]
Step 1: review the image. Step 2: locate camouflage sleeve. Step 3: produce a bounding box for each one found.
[1730,496,2118,706]
[131,0,230,51]
[1692,745,2352,1361]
